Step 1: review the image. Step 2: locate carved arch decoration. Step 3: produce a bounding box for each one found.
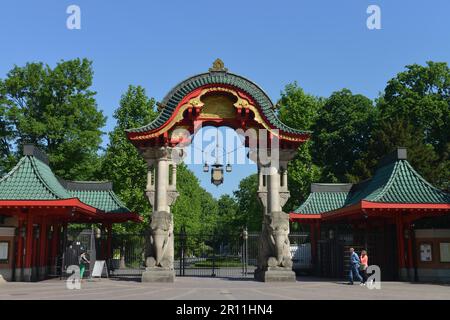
[126,61,310,150]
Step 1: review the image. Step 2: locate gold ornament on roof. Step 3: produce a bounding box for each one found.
[209,58,228,72]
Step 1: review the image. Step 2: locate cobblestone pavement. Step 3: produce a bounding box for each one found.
[0,277,449,300]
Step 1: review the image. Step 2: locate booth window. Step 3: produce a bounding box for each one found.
[439,243,450,263]
[0,241,9,264]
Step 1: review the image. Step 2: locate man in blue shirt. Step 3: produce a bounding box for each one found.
[348,247,363,285]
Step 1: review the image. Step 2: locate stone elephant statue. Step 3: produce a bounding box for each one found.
[145,211,174,270]
[257,211,293,272]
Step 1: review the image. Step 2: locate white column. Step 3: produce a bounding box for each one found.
[171,164,177,187]
[268,168,281,213]
[282,168,288,188]
[155,158,170,212]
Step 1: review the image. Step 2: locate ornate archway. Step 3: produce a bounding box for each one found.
[126,60,310,282]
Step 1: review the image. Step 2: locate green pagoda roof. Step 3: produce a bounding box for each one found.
[126,64,309,136]
[0,145,71,200]
[293,148,450,215]
[293,184,352,214]
[0,145,131,214]
[64,181,130,213]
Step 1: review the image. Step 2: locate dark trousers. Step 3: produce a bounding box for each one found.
[359,269,368,283]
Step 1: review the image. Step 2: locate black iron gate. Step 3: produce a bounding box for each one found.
[175,228,256,278]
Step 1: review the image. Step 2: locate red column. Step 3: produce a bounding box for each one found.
[50,223,60,268]
[16,219,24,269]
[32,224,38,270]
[406,223,414,270]
[38,218,47,267]
[100,225,106,260]
[106,224,112,261]
[24,214,34,269]
[310,222,317,267]
[396,213,406,269]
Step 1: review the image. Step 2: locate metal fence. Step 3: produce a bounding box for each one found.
[90,230,313,280]
[108,232,147,278]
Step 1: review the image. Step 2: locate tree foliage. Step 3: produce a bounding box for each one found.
[277,83,323,211]
[100,85,157,233]
[233,174,262,231]
[374,61,450,189]
[172,164,218,234]
[0,58,106,180]
[312,89,377,182]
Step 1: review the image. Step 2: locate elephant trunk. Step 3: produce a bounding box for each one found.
[274,230,287,263]
[152,229,168,265]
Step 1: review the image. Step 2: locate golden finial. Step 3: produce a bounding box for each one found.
[209,58,228,72]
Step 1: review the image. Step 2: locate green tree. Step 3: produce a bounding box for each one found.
[200,189,219,234]
[0,94,14,175]
[312,89,376,182]
[374,61,450,189]
[100,85,158,233]
[278,82,323,130]
[233,174,262,231]
[0,58,106,180]
[277,83,323,211]
[380,61,450,156]
[285,142,322,212]
[216,194,239,236]
[172,164,215,233]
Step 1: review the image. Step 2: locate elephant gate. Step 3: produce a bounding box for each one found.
[125,59,310,282]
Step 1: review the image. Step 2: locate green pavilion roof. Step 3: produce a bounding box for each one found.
[294,184,352,215]
[126,69,310,136]
[0,145,71,200]
[293,148,450,215]
[0,145,131,214]
[64,181,130,214]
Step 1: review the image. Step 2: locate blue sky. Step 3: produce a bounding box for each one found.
[1,1,449,198]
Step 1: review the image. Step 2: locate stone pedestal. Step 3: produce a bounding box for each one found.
[255,269,296,282]
[141,268,175,283]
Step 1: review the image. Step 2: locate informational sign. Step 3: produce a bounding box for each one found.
[0,242,8,261]
[439,243,450,263]
[420,243,432,262]
[91,260,108,278]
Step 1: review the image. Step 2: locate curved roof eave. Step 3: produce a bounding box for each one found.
[126,70,311,136]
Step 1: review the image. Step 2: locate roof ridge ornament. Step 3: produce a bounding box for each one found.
[209,58,228,73]
[23,144,49,165]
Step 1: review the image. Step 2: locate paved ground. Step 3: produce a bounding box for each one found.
[0,277,449,300]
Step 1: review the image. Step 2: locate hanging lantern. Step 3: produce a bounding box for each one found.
[211,164,224,186]
[203,162,210,172]
[226,163,232,173]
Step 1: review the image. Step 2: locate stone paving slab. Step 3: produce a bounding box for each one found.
[0,277,449,300]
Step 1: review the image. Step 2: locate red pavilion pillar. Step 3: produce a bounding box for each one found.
[406,220,415,281]
[50,223,60,272]
[15,218,24,281]
[24,213,34,281]
[100,225,106,260]
[38,217,48,280]
[106,223,113,261]
[310,222,317,268]
[395,213,406,280]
